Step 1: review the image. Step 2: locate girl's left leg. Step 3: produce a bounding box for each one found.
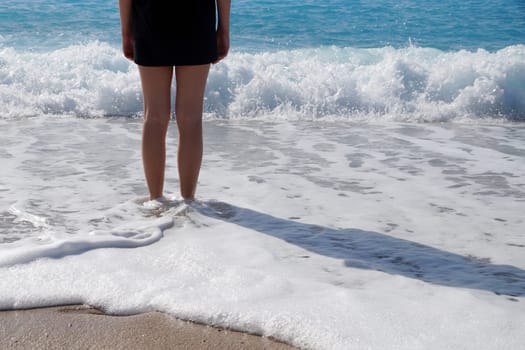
[138,66,174,200]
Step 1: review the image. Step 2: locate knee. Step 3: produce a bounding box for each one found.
[144,110,170,130]
[176,112,202,131]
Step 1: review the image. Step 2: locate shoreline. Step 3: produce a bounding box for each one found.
[0,305,298,350]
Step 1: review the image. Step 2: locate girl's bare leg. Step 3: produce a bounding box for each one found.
[138,66,173,200]
[175,65,210,200]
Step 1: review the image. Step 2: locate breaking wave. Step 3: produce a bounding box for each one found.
[1,41,524,122]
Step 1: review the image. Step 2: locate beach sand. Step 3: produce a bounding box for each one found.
[0,305,298,350]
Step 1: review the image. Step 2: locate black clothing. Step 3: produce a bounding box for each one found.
[132,0,217,66]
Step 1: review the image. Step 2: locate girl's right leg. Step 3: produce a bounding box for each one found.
[174,64,210,200]
[138,66,174,200]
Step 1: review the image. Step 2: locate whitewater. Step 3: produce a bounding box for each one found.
[1,116,524,349]
[1,42,524,121]
[1,0,525,349]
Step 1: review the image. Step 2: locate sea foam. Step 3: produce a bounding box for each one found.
[1,42,524,122]
[0,198,179,267]
[1,117,524,350]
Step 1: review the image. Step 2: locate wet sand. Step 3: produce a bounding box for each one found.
[0,305,298,350]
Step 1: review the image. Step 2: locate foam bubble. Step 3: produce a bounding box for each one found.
[0,197,184,267]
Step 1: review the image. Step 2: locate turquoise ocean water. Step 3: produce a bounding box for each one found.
[2,0,524,51]
[1,0,524,120]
